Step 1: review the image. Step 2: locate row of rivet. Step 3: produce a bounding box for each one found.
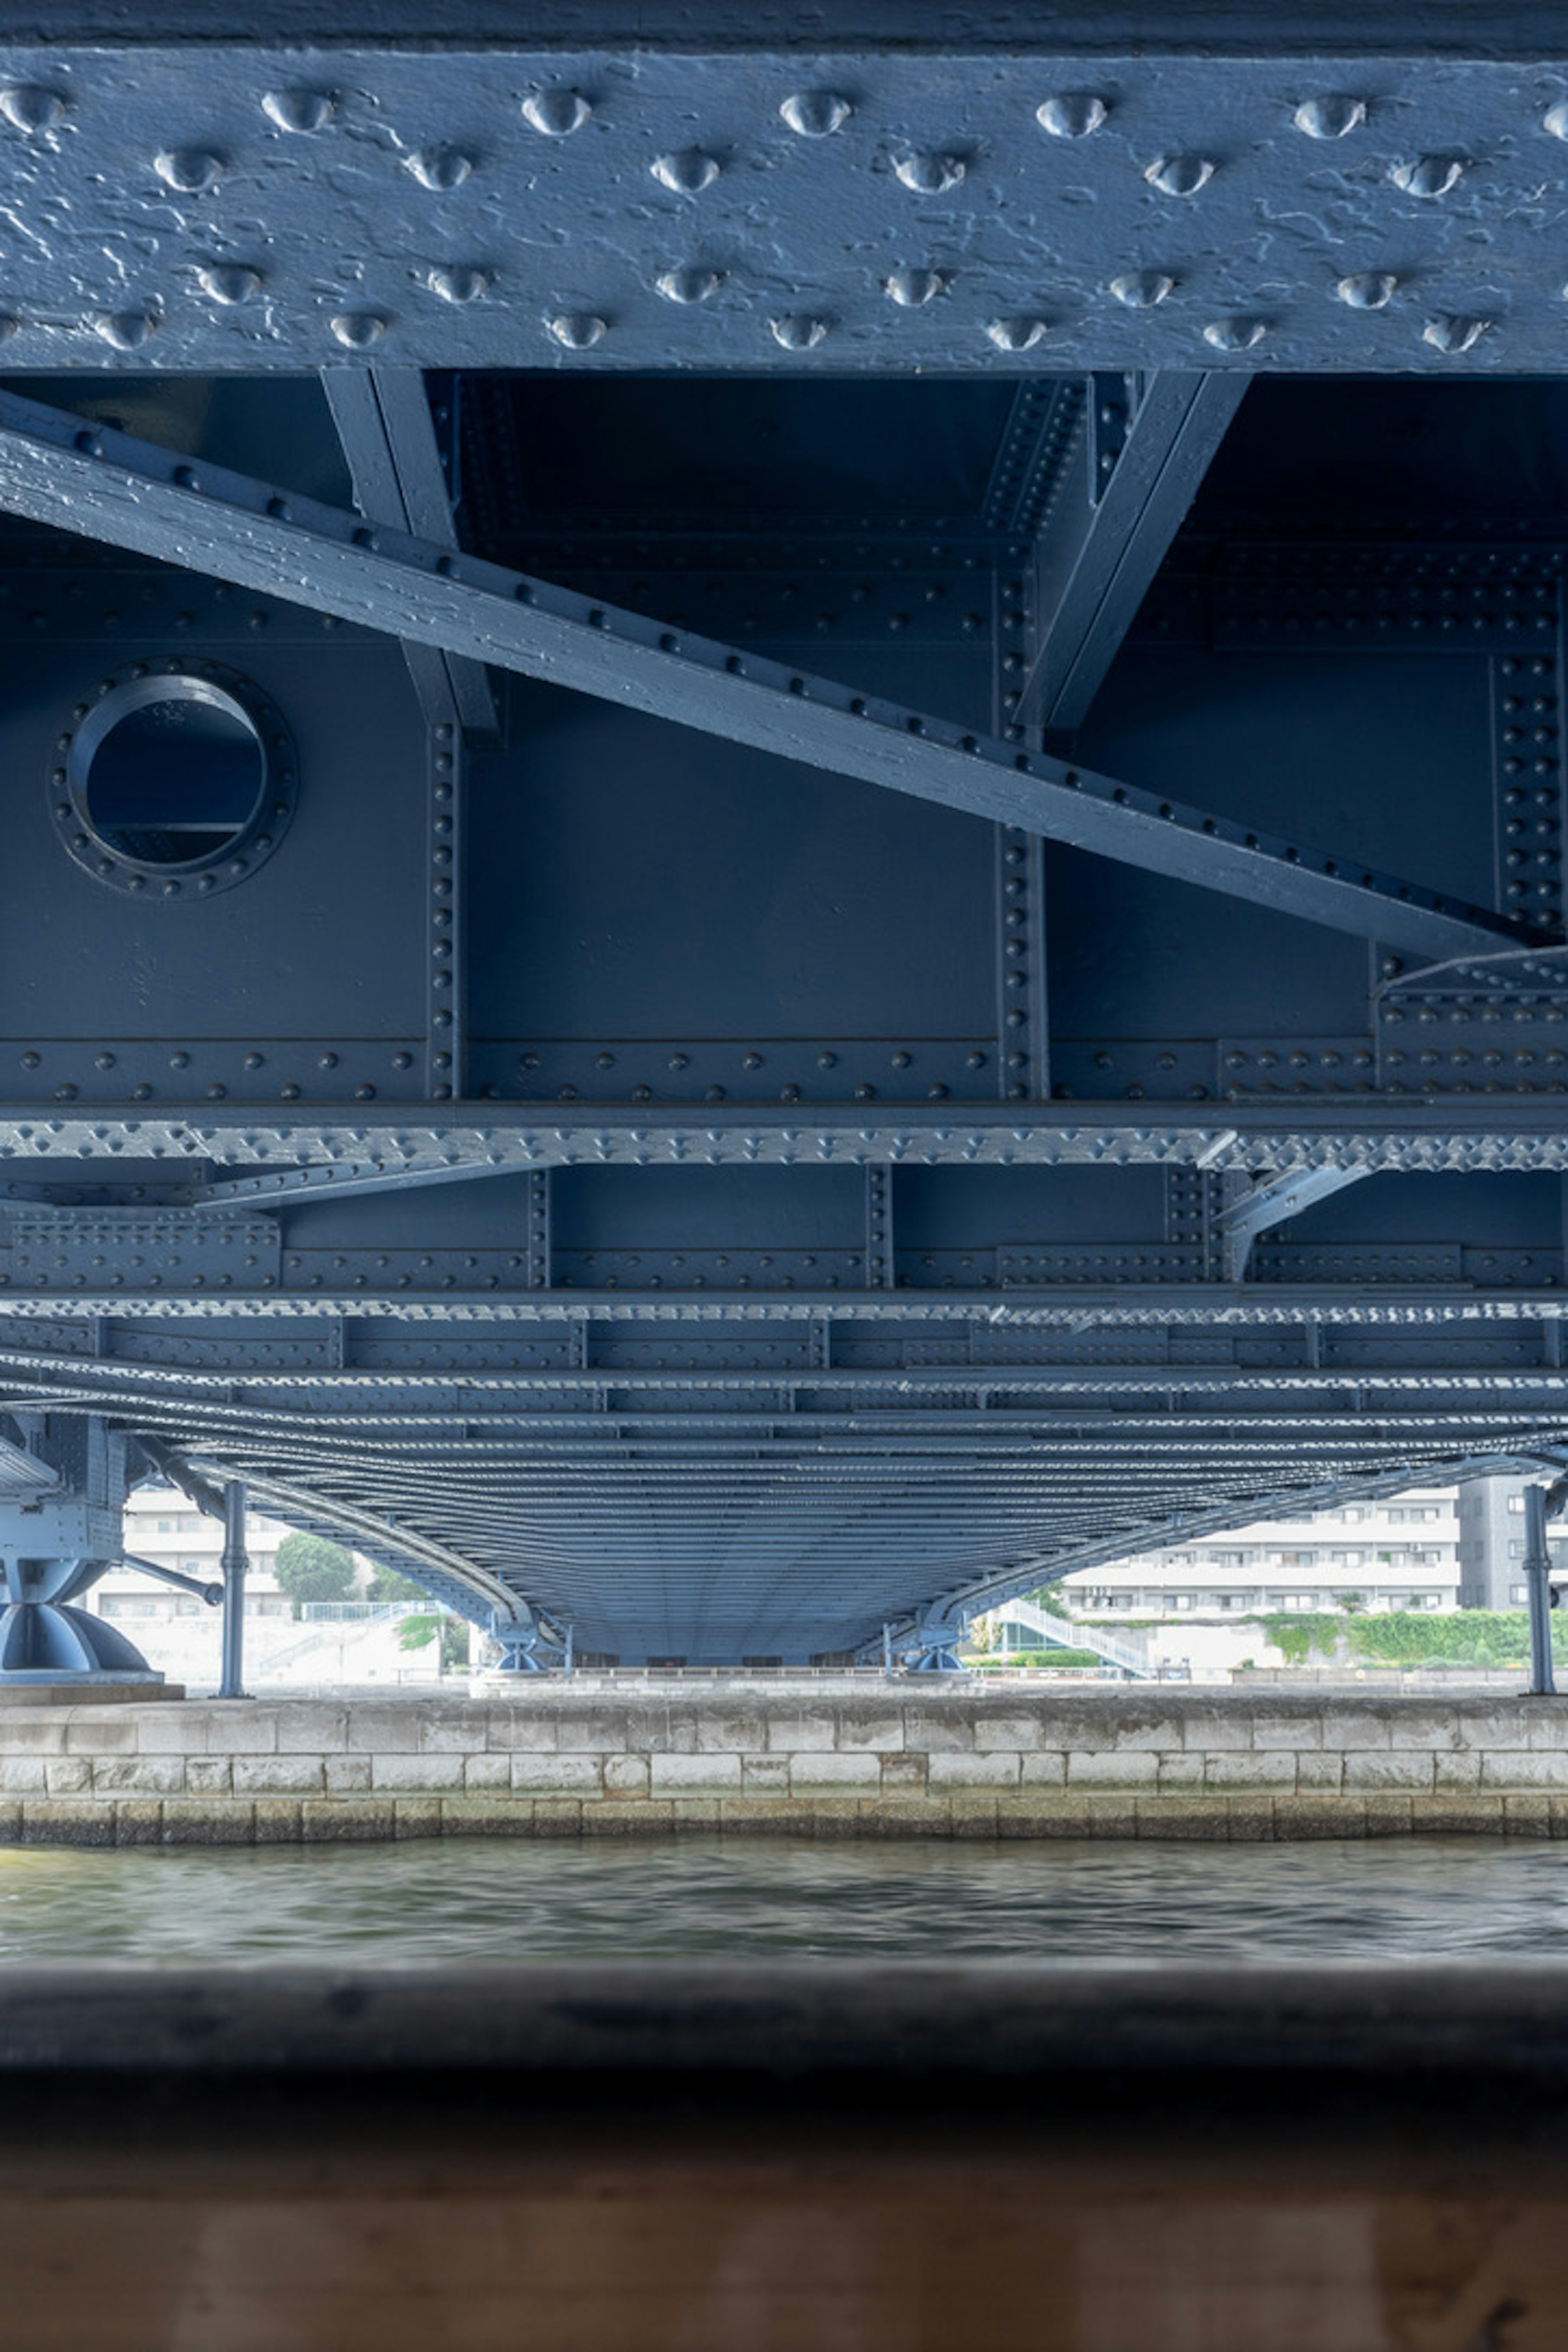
[427,722,460,1102]
[1495,652,1564,920]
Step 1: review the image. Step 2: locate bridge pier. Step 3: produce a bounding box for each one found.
[0,1418,163,1688]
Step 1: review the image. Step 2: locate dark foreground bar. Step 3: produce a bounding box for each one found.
[3,1964,1568,2348]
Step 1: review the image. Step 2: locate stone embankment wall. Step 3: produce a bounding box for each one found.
[2,1688,1568,1844]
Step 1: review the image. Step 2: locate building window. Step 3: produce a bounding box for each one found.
[1512,1584,1528,1605]
[1510,1540,1526,1558]
[1509,1496,1526,1515]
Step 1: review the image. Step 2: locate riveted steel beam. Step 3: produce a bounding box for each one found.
[0,392,1532,961]
[1016,372,1250,734]
[0,28,1559,372]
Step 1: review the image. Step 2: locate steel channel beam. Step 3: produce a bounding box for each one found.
[1018,372,1250,734]
[0,391,1530,962]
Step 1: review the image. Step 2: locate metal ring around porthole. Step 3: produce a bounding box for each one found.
[51,661,298,898]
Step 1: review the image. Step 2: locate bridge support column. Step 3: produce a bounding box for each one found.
[904,1621,969,1674]
[1525,1483,1558,1698]
[218,1482,249,1701]
[0,1418,161,1685]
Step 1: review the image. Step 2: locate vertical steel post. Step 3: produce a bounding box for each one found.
[218,1480,249,1700]
[1525,1483,1557,1698]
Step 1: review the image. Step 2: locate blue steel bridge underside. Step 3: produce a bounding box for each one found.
[0,7,1566,1658]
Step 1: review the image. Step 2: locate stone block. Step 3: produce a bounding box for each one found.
[1527,1708,1568,1751]
[811,1798,874,1838]
[1155,1752,1204,1790]
[1342,1752,1435,1793]
[1019,1753,1066,1788]
[136,1711,209,1755]
[204,1708,280,1756]
[1176,1707,1254,1753]
[252,1800,304,1845]
[113,1800,164,1846]
[1252,1713,1320,1751]
[185,1758,234,1797]
[695,1706,772,1753]
[1066,1706,1187,1755]
[0,1717,67,1753]
[530,1800,586,1836]
[370,1754,466,1793]
[0,1759,45,1793]
[274,1704,349,1754]
[1434,1751,1484,1791]
[1020,1798,1091,1838]
[717,1799,817,1837]
[0,1800,23,1844]
[765,1711,846,1753]
[923,1750,1020,1792]
[1412,1794,1506,1837]
[1479,1752,1566,1791]
[345,1705,428,1755]
[1082,1793,1138,1838]
[63,1717,138,1755]
[1383,1706,1463,1752]
[1274,1796,1368,1840]
[1363,1795,1415,1838]
[670,1799,723,1831]
[1202,1753,1297,1792]
[900,1705,978,1755]
[90,1757,187,1796]
[972,1715,1042,1755]
[1549,1796,1568,1840]
[324,1755,371,1795]
[604,1754,651,1797]
[417,1706,492,1754]
[739,1755,788,1797]
[21,1806,113,1844]
[1317,1708,1392,1752]
[442,1798,535,1838]
[580,1800,674,1836]
[463,1753,511,1793]
[43,1757,92,1795]
[1064,1751,1156,1789]
[865,1798,951,1838]
[1136,1797,1230,1842]
[650,1753,742,1795]
[1503,1796,1552,1837]
[512,1754,603,1795]
[787,1752,881,1794]
[1222,1800,1277,1842]
[1454,1702,1535,1749]
[483,1707,559,1753]
[1294,1752,1345,1793]
[301,1799,396,1843]
[157,1799,255,1846]
[833,1707,906,1752]
[233,1756,327,1797]
[392,1799,442,1842]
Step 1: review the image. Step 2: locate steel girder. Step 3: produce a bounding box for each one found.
[0,12,1560,1662]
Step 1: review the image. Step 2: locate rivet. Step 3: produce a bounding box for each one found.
[521,90,592,137]
[0,85,63,135]
[404,146,474,192]
[1294,95,1368,139]
[1424,314,1492,354]
[1203,316,1268,350]
[651,149,721,194]
[1145,154,1215,196]
[196,264,262,305]
[893,153,966,194]
[1110,271,1175,308]
[885,267,950,307]
[262,89,334,134]
[428,265,490,304]
[547,313,607,349]
[769,314,829,349]
[780,91,853,138]
[655,267,723,305]
[1337,271,1399,309]
[329,312,389,348]
[1391,156,1467,199]
[154,148,224,194]
[986,316,1049,352]
[93,312,157,351]
[1036,94,1108,139]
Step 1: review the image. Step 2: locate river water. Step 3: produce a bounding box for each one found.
[0,1836,1564,1964]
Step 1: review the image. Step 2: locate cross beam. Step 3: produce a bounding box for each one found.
[0,390,1533,964]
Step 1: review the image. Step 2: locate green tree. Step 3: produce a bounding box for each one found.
[368,1564,425,1606]
[1333,1590,1369,1615]
[273,1531,356,1618]
[399,1613,470,1673]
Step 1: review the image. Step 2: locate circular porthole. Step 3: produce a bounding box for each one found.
[52,662,298,896]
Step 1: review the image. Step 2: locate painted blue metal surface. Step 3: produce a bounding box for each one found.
[0,11,1565,1669]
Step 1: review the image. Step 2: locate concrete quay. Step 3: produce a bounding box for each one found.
[1,1685,1568,1844]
